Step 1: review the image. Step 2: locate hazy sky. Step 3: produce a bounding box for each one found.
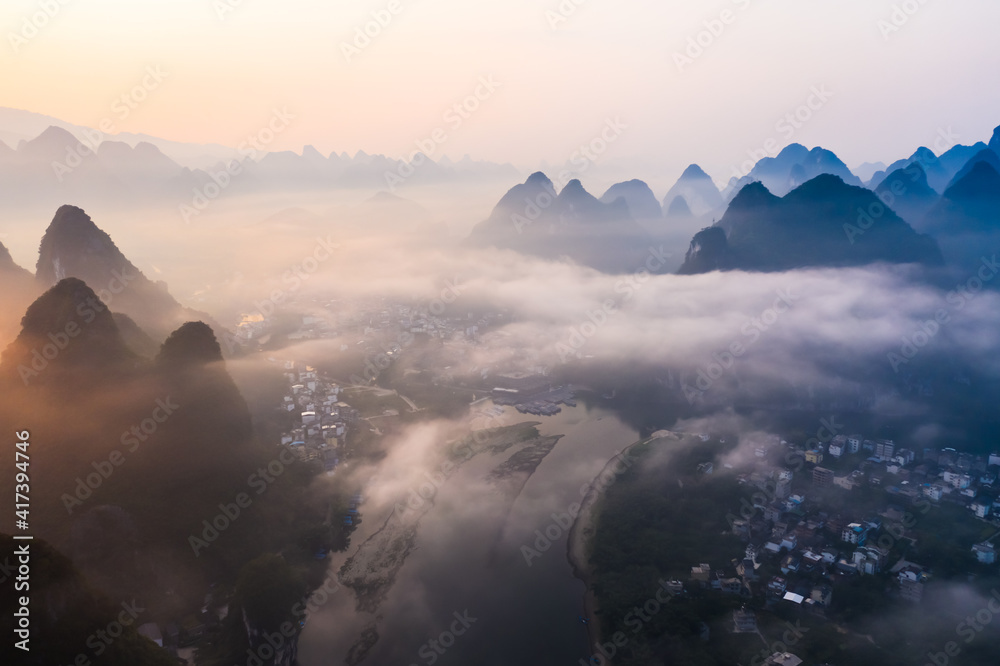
[2,0,999,180]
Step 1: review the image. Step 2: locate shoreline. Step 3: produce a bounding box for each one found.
[566,431,677,663]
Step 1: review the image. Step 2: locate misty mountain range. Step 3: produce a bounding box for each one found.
[471,123,1000,276]
[3,204,219,344]
[0,111,518,208]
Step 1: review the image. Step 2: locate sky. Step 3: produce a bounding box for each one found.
[2,0,999,181]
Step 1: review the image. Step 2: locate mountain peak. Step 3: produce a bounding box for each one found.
[33,205,215,341]
[25,125,77,147]
[666,195,693,217]
[687,173,942,274]
[157,321,224,367]
[728,181,779,209]
[910,146,938,163]
[18,126,80,161]
[302,144,324,160]
[560,179,586,196]
[1,278,134,383]
[600,180,661,219]
[36,205,123,283]
[680,164,711,180]
[526,171,554,188]
[785,172,849,199]
[777,143,810,161]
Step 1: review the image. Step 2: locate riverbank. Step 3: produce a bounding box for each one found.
[566,431,678,661]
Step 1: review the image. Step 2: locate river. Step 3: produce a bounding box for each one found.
[296,401,639,666]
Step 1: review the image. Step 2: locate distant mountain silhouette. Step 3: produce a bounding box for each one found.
[35,205,216,340]
[989,124,1000,157]
[0,240,30,278]
[924,161,1000,235]
[946,148,1000,191]
[0,241,38,348]
[939,142,990,180]
[882,147,951,193]
[853,161,887,182]
[723,145,862,200]
[870,143,992,193]
[680,174,943,274]
[662,164,722,217]
[468,173,666,273]
[665,194,694,219]
[600,179,662,219]
[874,162,939,228]
[0,121,519,206]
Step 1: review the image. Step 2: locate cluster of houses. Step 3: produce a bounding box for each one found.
[799,434,1000,564]
[688,432,1000,623]
[814,436,1000,527]
[276,361,354,472]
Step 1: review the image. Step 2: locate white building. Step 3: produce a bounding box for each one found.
[972,543,997,564]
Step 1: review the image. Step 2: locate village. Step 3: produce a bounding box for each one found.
[678,431,1000,665]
